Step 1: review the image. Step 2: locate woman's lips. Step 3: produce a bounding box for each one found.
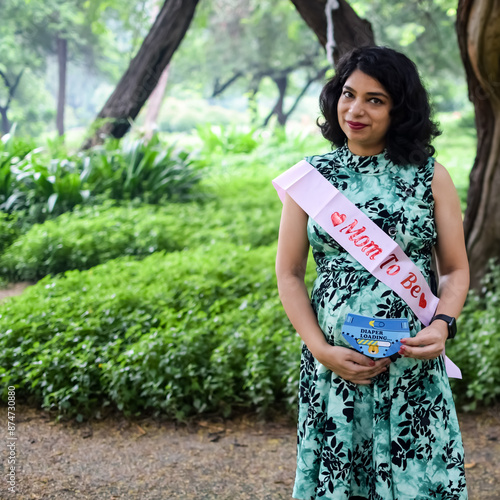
[347,121,368,130]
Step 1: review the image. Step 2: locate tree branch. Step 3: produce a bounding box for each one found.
[284,65,329,121]
[0,70,11,89]
[212,71,244,97]
[256,54,318,82]
[5,69,25,110]
[262,65,329,128]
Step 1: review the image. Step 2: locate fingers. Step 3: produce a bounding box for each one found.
[319,346,391,385]
[348,351,378,367]
[401,330,433,347]
[399,343,442,360]
[348,351,391,368]
[343,364,388,385]
[399,325,446,360]
[344,357,390,380]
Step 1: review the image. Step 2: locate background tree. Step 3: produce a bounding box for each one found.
[187,0,327,127]
[0,0,152,138]
[290,0,375,63]
[0,0,53,135]
[291,0,464,110]
[82,0,201,149]
[457,0,500,289]
[33,0,150,137]
[163,0,465,135]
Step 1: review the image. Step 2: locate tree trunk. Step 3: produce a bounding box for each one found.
[0,107,10,135]
[82,0,200,149]
[289,0,375,65]
[143,64,170,141]
[457,0,500,289]
[265,75,288,127]
[0,69,24,136]
[262,66,329,128]
[57,35,67,137]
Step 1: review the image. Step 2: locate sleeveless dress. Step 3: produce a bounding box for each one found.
[292,146,467,500]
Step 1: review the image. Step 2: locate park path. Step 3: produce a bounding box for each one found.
[0,282,32,302]
[0,403,499,499]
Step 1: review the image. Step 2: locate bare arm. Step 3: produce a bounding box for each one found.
[276,193,390,384]
[401,161,470,358]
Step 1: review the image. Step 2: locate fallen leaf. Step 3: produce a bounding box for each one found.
[135,424,146,435]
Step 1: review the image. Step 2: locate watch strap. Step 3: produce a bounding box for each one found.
[431,314,457,339]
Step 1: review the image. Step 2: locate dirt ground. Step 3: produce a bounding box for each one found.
[1,285,499,499]
[0,402,498,500]
[0,282,33,302]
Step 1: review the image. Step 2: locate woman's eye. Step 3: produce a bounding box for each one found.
[370,98,383,104]
[343,91,353,98]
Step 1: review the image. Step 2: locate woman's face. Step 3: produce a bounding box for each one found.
[337,69,392,156]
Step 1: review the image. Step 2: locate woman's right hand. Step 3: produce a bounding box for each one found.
[313,345,391,385]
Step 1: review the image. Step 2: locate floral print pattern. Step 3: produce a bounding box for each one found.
[292,146,467,500]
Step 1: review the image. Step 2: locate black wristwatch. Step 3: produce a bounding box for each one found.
[431,314,457,339]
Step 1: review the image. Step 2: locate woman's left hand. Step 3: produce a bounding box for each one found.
[398,321,448,360]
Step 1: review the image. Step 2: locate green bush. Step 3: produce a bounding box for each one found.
[196,124,259,156]
[0,134,203,230]
[0,243,300,421]
[0,212,21,255]
[0,133,90,222]
[0,202,192,281]
[82,134,203,204]
[0,164,282,281]
[448,262,500,410]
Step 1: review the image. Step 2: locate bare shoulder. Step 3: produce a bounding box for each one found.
[433,161,453,183]
[432,161,457,199]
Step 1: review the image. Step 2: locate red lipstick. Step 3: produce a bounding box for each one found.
[347,121,368,130]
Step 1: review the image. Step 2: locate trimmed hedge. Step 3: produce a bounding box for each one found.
[1,237,500,421]
[0,242,301,421]
[0,203,191,281]
[0,162,283,282]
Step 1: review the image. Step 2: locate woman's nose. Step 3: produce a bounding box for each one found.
[349,99,365,116]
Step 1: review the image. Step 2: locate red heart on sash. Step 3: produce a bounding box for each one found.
[331,212,346,227]
[419,293,427,309]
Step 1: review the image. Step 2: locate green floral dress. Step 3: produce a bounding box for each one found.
[292,146,467,500]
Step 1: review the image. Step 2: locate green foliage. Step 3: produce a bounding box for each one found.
[0,133,35,205]
[448,262,500,410]
[0,138,90,223]
[8,150,89,217]
[82,134,202,204]
[0,133,203,228]
[0,167,281,281]
[0,212,20,254]
[0,202,190,281]
[0,243,300,421]
[196,124,259,155]
[434,111,476,211]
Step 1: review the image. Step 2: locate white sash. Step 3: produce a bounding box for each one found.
[273,160,461,378]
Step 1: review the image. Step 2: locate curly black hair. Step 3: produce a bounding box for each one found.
[318,46,441,166]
